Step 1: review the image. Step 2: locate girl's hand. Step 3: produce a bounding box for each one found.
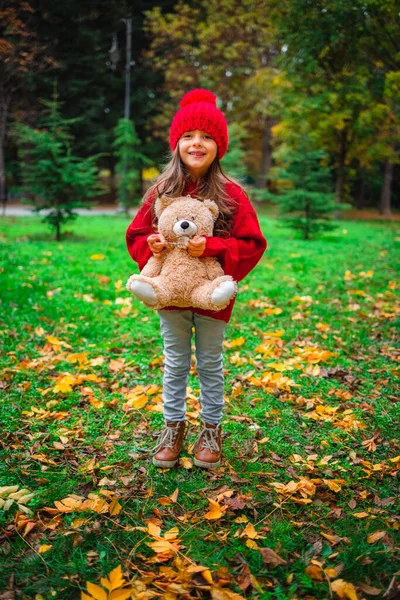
[148,233,167,255]
[188,236,206,257]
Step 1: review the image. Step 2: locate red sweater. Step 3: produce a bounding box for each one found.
[126,181,267,323]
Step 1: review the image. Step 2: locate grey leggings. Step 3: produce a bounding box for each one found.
[158,310,227,425]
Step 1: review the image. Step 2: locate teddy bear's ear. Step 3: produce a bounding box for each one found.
[203,199,219,221]
[154,196,176,218]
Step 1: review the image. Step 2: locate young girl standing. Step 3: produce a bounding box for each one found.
[126,89,267,469]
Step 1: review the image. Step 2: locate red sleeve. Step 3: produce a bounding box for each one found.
[126,196,155,271]
[202,186,267,282]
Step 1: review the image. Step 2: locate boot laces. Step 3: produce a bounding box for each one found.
[193,425,220,454]
[151,424,180,453]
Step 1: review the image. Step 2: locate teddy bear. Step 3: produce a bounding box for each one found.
[126,195,237,311]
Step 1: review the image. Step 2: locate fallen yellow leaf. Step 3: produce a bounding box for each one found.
[367,530,386,544]
[331,579,358,600]
[204,498,224,520]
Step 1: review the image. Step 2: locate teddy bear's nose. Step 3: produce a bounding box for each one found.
[181,221,190,229]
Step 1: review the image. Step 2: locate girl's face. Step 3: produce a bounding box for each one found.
[178,129,218,179]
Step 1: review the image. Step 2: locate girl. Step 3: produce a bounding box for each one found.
[126,88,267,469]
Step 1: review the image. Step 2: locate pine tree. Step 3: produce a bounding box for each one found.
[271,137,349,240]
[221,123,248,181]
[113,119,152,213]
[14,92,104,241]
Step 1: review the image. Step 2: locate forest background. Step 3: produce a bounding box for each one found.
[1,0,399,217]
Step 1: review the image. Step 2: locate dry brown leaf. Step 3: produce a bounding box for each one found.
[259,547,287,568]
[358,583,381,595]
[320,532,343,546]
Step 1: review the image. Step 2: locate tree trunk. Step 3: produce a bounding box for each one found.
[380,160,393,217]
[256,116,275,189]
[335,129,347,204]
[356,168,366,209]
[0,97,9,217]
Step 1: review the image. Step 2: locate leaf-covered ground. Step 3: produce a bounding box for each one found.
[0,213,399,600]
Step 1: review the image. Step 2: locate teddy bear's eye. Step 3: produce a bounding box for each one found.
[191,216,196,221]
[176,217,180,222]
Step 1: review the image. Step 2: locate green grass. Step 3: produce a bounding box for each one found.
[0,212,399,599]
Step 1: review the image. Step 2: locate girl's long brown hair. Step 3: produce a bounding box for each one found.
[143,148,245,238]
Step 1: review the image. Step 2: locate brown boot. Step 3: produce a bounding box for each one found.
[193,422,222,469]
[152,421,186,468]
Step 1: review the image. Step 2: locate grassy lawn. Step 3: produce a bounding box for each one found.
[0,212,399,599]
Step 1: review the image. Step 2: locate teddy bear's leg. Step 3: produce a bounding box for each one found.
[211,279,237,306]
[127,274,174,309]
[190,276,237,311]
[129,278,158,306]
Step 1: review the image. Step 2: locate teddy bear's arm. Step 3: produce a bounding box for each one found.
[141,255,164,277]
[203,257,225,280]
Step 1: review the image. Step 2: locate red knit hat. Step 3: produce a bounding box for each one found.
[169,89,229,159]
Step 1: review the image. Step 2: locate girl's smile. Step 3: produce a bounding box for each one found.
[179,129,218,178]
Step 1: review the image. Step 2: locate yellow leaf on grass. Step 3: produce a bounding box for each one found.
[38,544,52,553]
[241,523,258,539]
[46,335,61,345]
[164,527,180,541]
[108,589,134,600]
[325,567,339,578]
[180,457,193,469]
[234,515,248,524]
[305,565,324,581]
[89,397,104,409]
[147,521,161,538]
[324,479,346,493]
[148,539,176,554]
[53,375,79,394]
[91,254,105,261]
[170,488,179,503]
[331,579,358,600]
[100,565,125,592]
[258,437,270,444]
[367,530,386,544]
[109,499,122,516]
[187,565,213,583]
[246,539,258,549]
[54,497,83,513]
[146,384,160,395]
[224,337,245,348]
[157,496,172,506]
[204,498,224,520]
[353,511,369,518]
[210,586,246,600]
[86,582,108,600]
[264,307,282,315]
